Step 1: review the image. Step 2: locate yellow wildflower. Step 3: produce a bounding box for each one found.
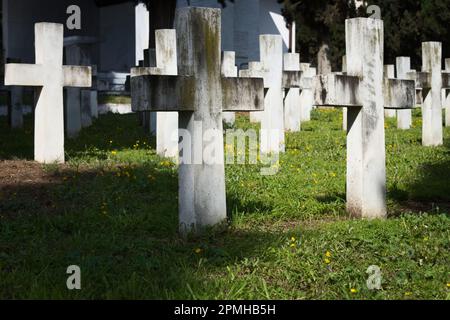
[194,248,202,254]
[325,251,332,258]
[324,258,331,264]
[350,288,357,294]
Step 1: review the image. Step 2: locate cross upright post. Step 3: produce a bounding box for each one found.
[4,23,92,163]
[396,57,413,130]
[422,42,444,147]
[259,35,285,154]
[131,8,264,234]
[239,61,264,123]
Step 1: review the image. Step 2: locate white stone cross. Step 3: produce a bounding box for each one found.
[240,35,289,154]
[384,65,397,118]
[64,36,97,138]
[240,61,264,123]
[407,42,445,146]
[314,18,415,219]
[299,63,316,123]
[4,23,92,163]
[221,51,238,126]
[132,29,179,160]
[396,57,413,130]
[131,8,264,234]
[283,53,313,132]
[259,35,285,154]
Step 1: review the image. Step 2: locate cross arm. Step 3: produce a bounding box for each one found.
[4,64,45,86]
[239,62,264,78]
[282,71,312,89]
[221,77,264,112]
[282,71,301,88]
[63,66,92,87]
[131,67,166,77]
[442,72,450,89]
[407,71,431,89]
[383,78,416,109]
[313,74,361,107]
[131,74,195,112]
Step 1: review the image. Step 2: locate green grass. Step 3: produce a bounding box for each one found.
[98,95,131,105]
[0,109,449,299]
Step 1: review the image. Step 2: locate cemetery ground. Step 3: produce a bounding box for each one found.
[0,109,449,300]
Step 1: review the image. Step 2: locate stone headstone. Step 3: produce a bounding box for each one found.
[384,65,397,118]
[4,23,92,163]
[408,43,444,146]
[64,36,97,135]
[221,51,238,126]
[299,63,315,122]
[259,35,285,154]
[314,18,415,219]
[132,30,179,160]
[131,8,264,233]
[396,57,413,130]
[283,53,301,132]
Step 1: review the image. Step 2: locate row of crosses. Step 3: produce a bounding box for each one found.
[3,9,446,234]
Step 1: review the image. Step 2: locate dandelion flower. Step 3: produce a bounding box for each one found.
[350,288,357,294]
[194,248,202,254]
[325,251,332,258]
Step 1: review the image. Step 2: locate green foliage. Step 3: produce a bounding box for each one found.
[0,109,449,299]
[279,0,359,69]
[280,0,450,70]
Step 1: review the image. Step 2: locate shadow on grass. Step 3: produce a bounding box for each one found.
[388,137,450,215]
[315,193,346,204]
[0,161,290,299]
[0,113,155,161]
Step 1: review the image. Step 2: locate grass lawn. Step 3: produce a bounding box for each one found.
[0,109,449,299]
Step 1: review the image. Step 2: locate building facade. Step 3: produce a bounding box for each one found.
[2,0,288,84]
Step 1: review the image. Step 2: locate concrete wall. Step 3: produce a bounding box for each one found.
[2,0,100,64]
[2,0,136,72]
[176,0,288,68]
[99,2,135,72]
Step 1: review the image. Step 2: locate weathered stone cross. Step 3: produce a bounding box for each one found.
[4,23,92,163]
[283,53,313,132]
[407,42,447,146]
[242,35,305,153]
[131,8,264,234]
[396,57,414,130]
[221,51,239,126]
[314,18,415,219]
[132,29,179,160]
